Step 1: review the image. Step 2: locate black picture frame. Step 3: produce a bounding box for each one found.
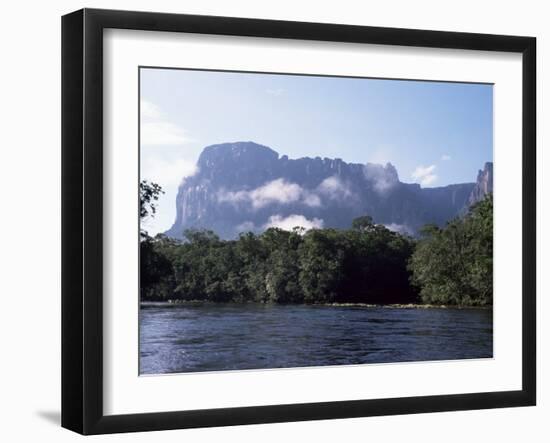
[62,8,536,435]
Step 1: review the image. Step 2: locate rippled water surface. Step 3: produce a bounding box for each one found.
[139,303,492,375]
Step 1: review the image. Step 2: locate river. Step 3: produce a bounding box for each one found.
[139,303,492,375]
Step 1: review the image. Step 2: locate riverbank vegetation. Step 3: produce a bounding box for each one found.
[140,181,492,307]
[409,195,493,306]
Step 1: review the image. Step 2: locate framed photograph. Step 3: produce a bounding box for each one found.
[61,8,536,435]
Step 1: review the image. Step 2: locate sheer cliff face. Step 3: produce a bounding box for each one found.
[166,142,491,239]
[468,162,493,207]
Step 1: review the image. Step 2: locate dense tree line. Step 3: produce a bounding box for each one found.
[409,195,493,306]
[140,181,493,306]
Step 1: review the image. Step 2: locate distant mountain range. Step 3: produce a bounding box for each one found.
[165,141,493,239]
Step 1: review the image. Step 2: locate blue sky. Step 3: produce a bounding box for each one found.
[140,67,493,235]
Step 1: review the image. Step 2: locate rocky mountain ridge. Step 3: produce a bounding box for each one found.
[166,142,492,239]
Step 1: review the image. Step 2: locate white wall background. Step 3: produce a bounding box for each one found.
[0,0,546,441]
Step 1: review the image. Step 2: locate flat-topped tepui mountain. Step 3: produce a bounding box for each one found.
[165,142,493,239]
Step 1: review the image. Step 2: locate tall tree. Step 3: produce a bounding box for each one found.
[139,181,172,299]
[140,180,164,220]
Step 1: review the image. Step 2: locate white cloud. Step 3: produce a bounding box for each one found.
[141,121,192,146]
[218,178,321,209]
[139,157,198,237]
[251,179,303,208]
[441,154,452,161]
[140,100,192,146]
[384,223,414,236]
[302,193,322,207]
[141,157,198,187]
[217,189,248,205]
[317,176,353,200]
[266,88,284,96]
[364,163,398,194]
[411,164,437,186]
[263,214,324,232]
[141,100,162,119]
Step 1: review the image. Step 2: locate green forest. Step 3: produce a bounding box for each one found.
[140,181,493,307]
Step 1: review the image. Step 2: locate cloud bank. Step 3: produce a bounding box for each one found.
[411,164,437,186]
[218,178,321,209]
[364,163,399,194]
[384,223,414,236]
[140,99,192,146]
[264,214,324,231]
[317,176,353,200]
[141,100,162,119]
[141,157,198,187]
